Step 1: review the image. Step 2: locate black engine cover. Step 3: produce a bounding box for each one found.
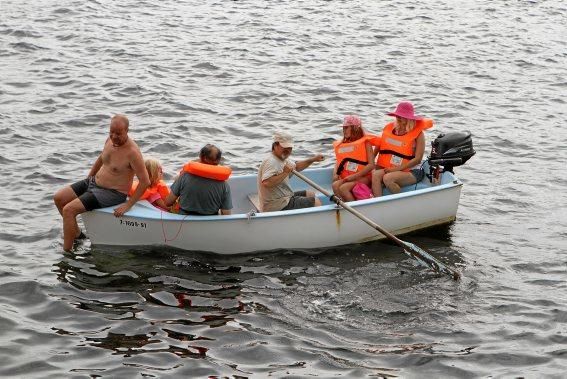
[428,131,475,170]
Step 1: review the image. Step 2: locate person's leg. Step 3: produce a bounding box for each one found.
[283,195,317,210]
[382,171,417,194]
[294,190,321,207]
[54,186,80,215]
[338,181,357,201]
[332,179,344,195]
[55,179,90,243]
[304,190,322,207]
[371,169,386,197]
[358,175,372,186]
[62,198,86,251]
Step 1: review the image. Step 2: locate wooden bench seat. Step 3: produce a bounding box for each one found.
[248,193,261,212]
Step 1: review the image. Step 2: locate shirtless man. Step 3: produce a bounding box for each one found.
[53,115,150,251]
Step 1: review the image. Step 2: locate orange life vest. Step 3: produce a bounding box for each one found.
[182,161,232,181]
[367,134,381,149]
[376,119,433,171]
[333,134,379,179]
[129,180,171,201]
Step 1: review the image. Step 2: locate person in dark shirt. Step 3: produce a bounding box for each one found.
[165,144,232,216]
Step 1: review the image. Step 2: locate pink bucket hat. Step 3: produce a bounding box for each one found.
[342,115,362,127]
[387,102,423,120]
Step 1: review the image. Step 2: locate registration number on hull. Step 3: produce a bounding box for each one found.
[119,219,147,229]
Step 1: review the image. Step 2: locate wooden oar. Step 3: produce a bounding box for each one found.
[293,169,461,280]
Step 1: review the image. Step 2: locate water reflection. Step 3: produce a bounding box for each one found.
[52,247,257,357]
[54,230,465,295]
[410,223,455,242]
[85,332,208,358]
[51,234,465,362]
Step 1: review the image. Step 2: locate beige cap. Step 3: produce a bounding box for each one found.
[273,130,294,148]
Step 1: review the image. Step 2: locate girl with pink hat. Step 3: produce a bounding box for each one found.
[331,115,378,201]
[371,102,433,197]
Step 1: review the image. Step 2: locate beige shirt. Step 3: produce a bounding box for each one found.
[257,153,296,212]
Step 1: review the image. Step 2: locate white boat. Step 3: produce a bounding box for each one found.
[82,162,464,254]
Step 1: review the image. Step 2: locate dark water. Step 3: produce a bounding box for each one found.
[1,0,566,377]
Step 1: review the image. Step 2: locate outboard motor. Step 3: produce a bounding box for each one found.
[427,131,475,182]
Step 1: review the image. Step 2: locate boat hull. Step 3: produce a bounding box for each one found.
[82,166,462,254]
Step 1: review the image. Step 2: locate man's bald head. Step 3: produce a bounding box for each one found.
[111,114,129,130]
[199,144,222,165]
[109,114,130,147]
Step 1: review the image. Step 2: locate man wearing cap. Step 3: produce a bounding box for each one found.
[257,131,324,212]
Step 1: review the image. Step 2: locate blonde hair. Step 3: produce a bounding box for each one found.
[394,117,416,135]
[144,158,162,187]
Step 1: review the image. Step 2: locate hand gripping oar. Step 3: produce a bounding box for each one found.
[293,170,461,280]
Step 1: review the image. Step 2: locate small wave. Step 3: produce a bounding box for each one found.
[9,42,46,51]
[277,60,301,67]
[373,34,395,40]
[192,62,220,70]
[1,28,41,38]
[387,50,405,56]
[29,107,57,114]
[55,34,78,41]
[4,81,32,88]
[45,79,83,87]
[0,155,16,164]
[147,142,183,154]
[52,7,74,14]
[515,59,537,68]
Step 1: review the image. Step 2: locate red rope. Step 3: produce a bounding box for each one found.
[161,210,189,243]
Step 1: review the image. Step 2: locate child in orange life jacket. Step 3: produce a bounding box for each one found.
[332,115,376,201]
[372,102,432,197]
[129,158,171,210]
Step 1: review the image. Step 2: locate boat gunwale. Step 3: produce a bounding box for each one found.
[89,176,463,222]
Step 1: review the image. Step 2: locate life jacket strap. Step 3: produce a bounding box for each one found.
[336,158,368,176]
[378,149,415,161]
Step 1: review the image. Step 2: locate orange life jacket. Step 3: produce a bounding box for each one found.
[182,161,232,181]
[367,134,381,149]
[129,180,171,201]
[333,134,379,179]
[376,119,433,171]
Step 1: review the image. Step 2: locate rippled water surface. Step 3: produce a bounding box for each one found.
[1,0,566,377]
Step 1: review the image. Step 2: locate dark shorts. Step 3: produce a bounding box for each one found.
[71,177,127,211]
[411,168,425,182]
[282,190,316,211]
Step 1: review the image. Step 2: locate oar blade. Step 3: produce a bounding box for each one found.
[291,169,461,280]
[401,241,461,281]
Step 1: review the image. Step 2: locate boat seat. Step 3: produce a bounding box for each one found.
[247,193,261,212]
